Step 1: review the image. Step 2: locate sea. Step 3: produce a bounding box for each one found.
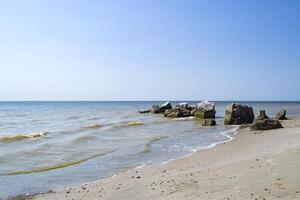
[0,101,299,199]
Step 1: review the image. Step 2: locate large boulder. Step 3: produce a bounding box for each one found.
[275,109,288,120]
[251,119,283,130]
[257,110,269,120]
[202,119,216,126]
[164,107,190,118]
[151,101,172,114]
[224,103,254,125]
[194,101,215,119]
[176,102,189,109]
[176,103,196,111]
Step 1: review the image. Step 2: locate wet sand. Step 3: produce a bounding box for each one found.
[15,119,300,200]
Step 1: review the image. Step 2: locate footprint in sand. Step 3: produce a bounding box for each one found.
[273,179,286,190]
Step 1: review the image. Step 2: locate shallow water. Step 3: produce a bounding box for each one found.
[0,101,299,199]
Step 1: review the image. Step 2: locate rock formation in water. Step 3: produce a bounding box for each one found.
[275,109,288,120]
[164,107,191,118]
[139,101,216,126]
[164,102,196,118]
[224,103,254,125]
[257,110,269,120]
[151,102,172,114]
[139,101,172,114]
[194,101,216,119]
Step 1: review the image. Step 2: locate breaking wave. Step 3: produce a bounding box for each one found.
[0,132,47,142]
[82,124,102,129]
[172,116,195,121]
[127,121,144,126]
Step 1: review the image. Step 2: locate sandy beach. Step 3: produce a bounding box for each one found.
[14,118,300,200]
[2,0,299,199]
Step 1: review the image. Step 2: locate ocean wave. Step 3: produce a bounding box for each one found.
[172,116,195,121]
[1,150,116,176]
[70,135,98,144]
[67,115,82,120]
[0,132,47,142]
[127,121,144,126]
[82,124,102,129]
[142,135,169,153]
[219,126,240,141]
[87,116,101,120]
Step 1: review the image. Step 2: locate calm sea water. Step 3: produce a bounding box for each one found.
[0,101,299,199]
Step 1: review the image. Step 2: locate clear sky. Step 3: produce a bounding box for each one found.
[0,0,299,101]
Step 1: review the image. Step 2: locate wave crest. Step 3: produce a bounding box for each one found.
[82,124,102,129]
[127,121,144,126]
[172,116,195,121]
[0,132,47,142]
[1,150,116,176]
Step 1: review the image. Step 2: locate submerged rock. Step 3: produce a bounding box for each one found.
[138,109,151,114]
[194,101,216,119]
[257,110,269,120]
[202,119,216,126]
[251,119,283,130]
[275,109,288,120]
[224,103,254,125]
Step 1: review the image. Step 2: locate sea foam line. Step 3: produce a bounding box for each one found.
[137,126,240,169]
[0,132,47,142]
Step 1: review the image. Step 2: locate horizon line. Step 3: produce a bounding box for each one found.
[0,100,300,102]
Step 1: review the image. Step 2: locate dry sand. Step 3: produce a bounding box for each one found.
[15,119,300,200]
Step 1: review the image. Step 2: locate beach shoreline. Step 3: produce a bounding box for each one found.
[12,118,300,200]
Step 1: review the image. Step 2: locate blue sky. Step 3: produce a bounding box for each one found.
[0,0,299,101]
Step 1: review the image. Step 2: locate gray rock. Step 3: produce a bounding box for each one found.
[161,101,172,108]
[275,109,287,120]
[176,102,189,109]
[194,101,216,119]
[187,105,196,111]
[224,103,254,125]
[202,119,216,126]
[150,105,160,113]
[151,102,172,114]
[251,119,283,130]
[190,108,196,116]
[257,110,269,120]
[176,103,196,111]
[164,107,190,118]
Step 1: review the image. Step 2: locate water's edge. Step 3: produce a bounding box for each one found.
[8,126,241,200]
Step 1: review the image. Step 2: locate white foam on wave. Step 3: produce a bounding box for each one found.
[159,126,240,166]
[172,117,195,121]
[135,163,147,169]
[0,132,47,142]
